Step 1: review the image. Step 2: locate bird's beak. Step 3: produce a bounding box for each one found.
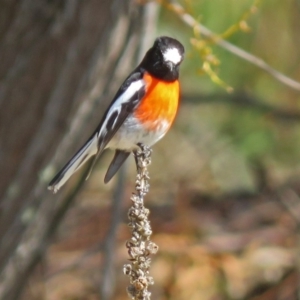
[167,61,175,71]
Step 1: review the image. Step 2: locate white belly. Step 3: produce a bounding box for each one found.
[106,115,169,151]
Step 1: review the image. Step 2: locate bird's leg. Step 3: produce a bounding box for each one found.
[133,148,140,172]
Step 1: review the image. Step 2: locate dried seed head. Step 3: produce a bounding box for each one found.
[127,285,136,298]
[124,145,156,299]
[133,276,148,291]
[129,246,143,259]
[123,264,132,276]
[147,242,159,254]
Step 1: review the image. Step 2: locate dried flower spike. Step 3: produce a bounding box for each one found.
[123,144,158,300]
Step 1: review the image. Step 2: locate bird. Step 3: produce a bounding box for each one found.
[48,36,184,193]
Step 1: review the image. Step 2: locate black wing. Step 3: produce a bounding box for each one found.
[98,71,144,143]
[48,69,146,193]
[79,70,146,180]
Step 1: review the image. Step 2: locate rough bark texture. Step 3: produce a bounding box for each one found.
[0,0,155,298]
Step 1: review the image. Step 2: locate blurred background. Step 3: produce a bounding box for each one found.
[1,0,300,299]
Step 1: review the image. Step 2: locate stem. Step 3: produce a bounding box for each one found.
[123,144,158,300]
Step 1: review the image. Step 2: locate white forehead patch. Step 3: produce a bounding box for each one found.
[163,48,182,64]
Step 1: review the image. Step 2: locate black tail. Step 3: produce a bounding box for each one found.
[104,150,130,183]
[48,134,99,193]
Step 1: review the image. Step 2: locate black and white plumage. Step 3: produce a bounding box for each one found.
[48,74,145,192]
[48,36,184,193]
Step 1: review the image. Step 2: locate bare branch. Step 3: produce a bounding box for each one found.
[166,1,300,92]
[183,92,300,121]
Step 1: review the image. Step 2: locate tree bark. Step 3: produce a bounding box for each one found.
[0,0,156,298]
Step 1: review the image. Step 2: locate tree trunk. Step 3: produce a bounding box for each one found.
[0,0,157,298]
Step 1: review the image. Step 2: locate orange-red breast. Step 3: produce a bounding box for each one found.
[48,36,184,193]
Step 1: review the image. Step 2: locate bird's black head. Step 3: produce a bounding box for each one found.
[140,36,185,82]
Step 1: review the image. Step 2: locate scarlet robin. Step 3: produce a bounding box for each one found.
[48,36,184,193]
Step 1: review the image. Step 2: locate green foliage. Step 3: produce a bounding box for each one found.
[158,0,300,191]
[221,108,274,159]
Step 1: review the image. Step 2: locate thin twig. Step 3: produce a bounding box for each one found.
[165,1,300,92]
[123,144,158,300]
[183,92,300,121]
